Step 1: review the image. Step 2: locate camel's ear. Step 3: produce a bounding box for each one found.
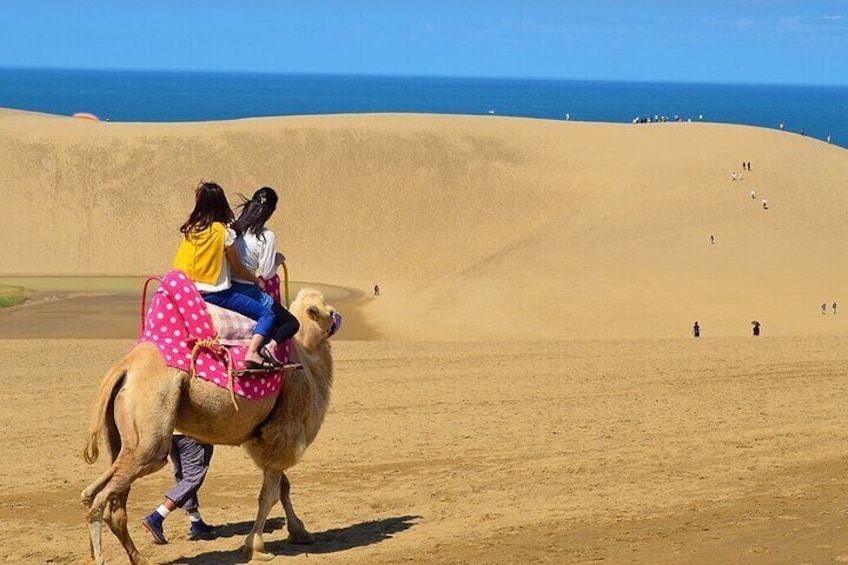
[306,305,320,319]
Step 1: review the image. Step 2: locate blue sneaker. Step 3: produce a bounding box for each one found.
[141,512,168,545]
[189,519,216,540]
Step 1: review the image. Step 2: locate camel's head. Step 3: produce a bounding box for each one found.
[290,288,341,352]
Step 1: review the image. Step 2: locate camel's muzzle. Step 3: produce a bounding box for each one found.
[328,311,342,338]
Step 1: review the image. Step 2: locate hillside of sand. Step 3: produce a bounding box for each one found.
[3,110,848,565]
[1,108,847,339]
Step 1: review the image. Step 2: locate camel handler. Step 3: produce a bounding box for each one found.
[141,432,215,544]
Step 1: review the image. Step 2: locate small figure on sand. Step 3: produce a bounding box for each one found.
[731,172,737,181]
[827,135,832,144]
[750,189,756,199]
[822,302,828,315]
[374,284,381,296]
[710,235,715,245]
[693,321,700,338]
[752,320,761,336]
[833,302,838,315]
[762,199,768,210]
[779,122,785,131]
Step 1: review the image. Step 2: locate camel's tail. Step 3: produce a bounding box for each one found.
[83,361,126,465]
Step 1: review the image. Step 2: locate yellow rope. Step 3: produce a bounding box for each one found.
[189,337,239,411]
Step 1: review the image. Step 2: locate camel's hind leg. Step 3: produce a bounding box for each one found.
[83,465,117,565]
[243,469,282,561]
[104,489,149,565]
[85,361,181,565]
[280,472,314,544]
[86,449,169,565]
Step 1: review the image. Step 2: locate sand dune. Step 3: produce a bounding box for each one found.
[3,109,848,564]
[2,108,846,340]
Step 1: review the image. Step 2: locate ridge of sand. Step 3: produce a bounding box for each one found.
[2,109,847,339]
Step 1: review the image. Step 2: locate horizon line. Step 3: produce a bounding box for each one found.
[1,64,846,89]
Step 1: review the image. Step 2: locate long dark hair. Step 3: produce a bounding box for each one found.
[180,181,235,236]
[232,186,278,240]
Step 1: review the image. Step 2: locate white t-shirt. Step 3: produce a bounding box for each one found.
[195,226,237,293]
[233,228,278,284]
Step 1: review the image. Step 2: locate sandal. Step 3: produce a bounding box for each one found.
[259,345,285,366]
[244,357,283,371]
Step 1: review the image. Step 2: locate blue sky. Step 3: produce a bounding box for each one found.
[1,1,847,85]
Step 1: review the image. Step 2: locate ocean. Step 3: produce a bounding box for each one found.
[0,68,846,148]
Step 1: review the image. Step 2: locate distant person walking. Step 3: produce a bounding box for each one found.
[827,135,832,144]
[693,321,701,338]
[833,302,838,315]
[822,303,828,315]
[710,235,715,245]
[779,122,785,131]
[750,190,756,199]
[752,321,761,336]
[762,199,768,210]
[374,284,380,296]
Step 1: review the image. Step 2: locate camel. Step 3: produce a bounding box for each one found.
[81,288,338,565]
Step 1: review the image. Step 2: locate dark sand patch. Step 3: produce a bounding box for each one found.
[0,284,376,340]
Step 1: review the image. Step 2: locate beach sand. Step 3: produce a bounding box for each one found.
[1,109,848,563]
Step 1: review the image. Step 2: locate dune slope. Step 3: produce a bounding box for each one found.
[1,109,847,339]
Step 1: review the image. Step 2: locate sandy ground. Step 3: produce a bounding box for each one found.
[3,337,848,564]
[3,109,848,563]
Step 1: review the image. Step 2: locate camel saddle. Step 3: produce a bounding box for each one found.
[137,270,290,401]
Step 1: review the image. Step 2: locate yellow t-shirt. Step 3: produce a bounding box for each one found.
[173,222,235,292]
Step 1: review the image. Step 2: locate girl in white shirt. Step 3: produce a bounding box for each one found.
[231,187,300,364]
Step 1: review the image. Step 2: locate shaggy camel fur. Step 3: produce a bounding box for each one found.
[81,288,337,565]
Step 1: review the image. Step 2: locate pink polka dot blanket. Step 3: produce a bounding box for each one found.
[138,270,290,401]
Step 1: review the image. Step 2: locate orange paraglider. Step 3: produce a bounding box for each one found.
[72,112,100,121]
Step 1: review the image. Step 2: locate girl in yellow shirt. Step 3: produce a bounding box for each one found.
[173,182,280,370]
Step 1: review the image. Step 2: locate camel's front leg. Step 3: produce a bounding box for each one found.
[244,469,282,562]
[281,472,314,544]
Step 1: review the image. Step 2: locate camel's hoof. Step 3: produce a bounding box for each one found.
[247,550,275,562]
[288,530,315,545]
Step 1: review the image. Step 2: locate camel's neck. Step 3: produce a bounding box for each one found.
[297,341,334,405]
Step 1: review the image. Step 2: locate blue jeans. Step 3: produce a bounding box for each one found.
[233,282,300,344]
[203,284,276,338]
[231,281,274,310]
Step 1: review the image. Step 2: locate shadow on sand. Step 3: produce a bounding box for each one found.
[163,515,420,564]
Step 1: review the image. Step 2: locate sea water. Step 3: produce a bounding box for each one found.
[0,68,845,147]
